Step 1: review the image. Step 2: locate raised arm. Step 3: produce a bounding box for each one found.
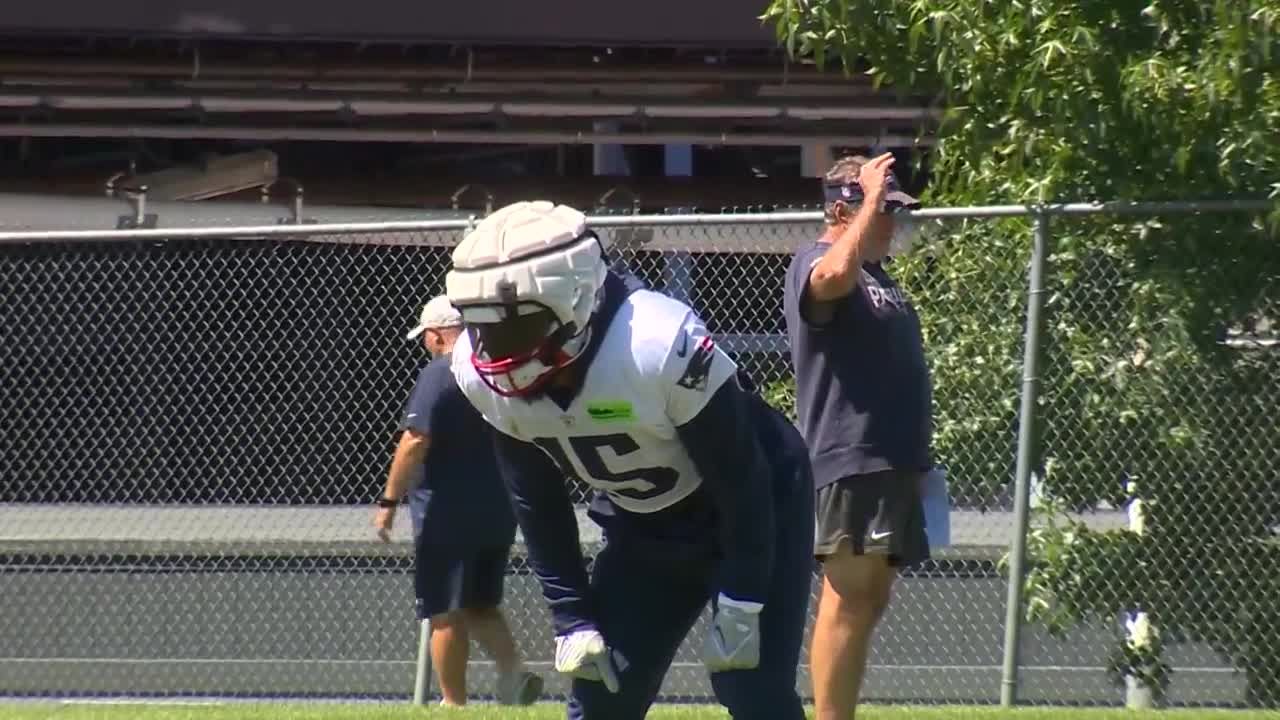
[808,151,897,302]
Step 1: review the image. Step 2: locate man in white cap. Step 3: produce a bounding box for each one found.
[374,294,542,707]
[403,295,469,357]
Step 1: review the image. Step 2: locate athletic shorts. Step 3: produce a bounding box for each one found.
[813,468,930,567]
[414,544,510,620]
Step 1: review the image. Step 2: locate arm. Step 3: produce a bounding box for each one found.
[675,378,774,608]
[807,201,881,303]
[382,429,430,503]
[663,317,774,608]
[808,151,897,304]
[374,429,431,542]
[374,361,448,541]
[492,431,595,636]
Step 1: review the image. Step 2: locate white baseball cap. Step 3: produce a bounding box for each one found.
[405,295,462,341]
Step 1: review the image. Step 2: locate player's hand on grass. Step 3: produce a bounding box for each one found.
[373,506,395,543]
[554,628,621,693]
[704,594,762,673]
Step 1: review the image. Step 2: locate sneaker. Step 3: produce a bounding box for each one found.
[497,670,544,706]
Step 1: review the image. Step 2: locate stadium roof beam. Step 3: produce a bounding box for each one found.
[0,56,877,86]
[0,89,941,125]
[0,123,936,148]
[0,74,922,102]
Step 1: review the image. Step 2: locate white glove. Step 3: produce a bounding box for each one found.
[704,593,763,673]
[554,629,621,693]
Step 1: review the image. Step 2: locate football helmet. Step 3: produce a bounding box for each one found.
[445,201,608,397]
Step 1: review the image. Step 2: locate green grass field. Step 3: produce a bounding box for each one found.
[1,704,1276,720]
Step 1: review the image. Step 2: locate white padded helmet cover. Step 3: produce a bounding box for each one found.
[446,201,606,333]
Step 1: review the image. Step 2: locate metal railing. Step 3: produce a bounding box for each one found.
[1,199,1275,708]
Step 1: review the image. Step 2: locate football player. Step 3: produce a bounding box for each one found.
[444,201,814,720]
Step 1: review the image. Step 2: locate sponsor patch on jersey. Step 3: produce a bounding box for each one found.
[586,400,635,422]
[676,336,716,392]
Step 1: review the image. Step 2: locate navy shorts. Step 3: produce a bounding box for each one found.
[414,544,510,620]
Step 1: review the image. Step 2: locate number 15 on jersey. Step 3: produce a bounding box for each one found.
[532,434,680,504]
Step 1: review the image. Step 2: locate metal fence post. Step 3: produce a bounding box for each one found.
[1000,209,1052,707]
[412,618,433,705]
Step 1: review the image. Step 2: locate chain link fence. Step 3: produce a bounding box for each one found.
[0,203,1275,707]
[1014,211,1280,709]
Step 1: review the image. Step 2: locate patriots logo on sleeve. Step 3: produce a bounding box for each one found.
[676,335,716,391]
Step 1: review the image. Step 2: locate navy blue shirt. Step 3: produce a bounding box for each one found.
[783,243,933,488]
[402,354,516,549]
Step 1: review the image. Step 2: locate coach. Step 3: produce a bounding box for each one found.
[783,153,933,720]
[373,295,542,707]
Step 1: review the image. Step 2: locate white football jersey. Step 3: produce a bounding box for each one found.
[451,288,738,513]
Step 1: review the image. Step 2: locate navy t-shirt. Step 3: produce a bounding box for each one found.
[783,242,933,488]
[402,354,516,549]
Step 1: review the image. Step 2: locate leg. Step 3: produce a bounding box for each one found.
[415,548,474,706]
[809,470,929,720]
[567,534,712,720]
[454,544,542,704]
[458,545,521,673]
[811,549,895,720]
[429,611,470,706]
[465,605,544,705]
[712,440,814,720]
[464,606,519,674]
